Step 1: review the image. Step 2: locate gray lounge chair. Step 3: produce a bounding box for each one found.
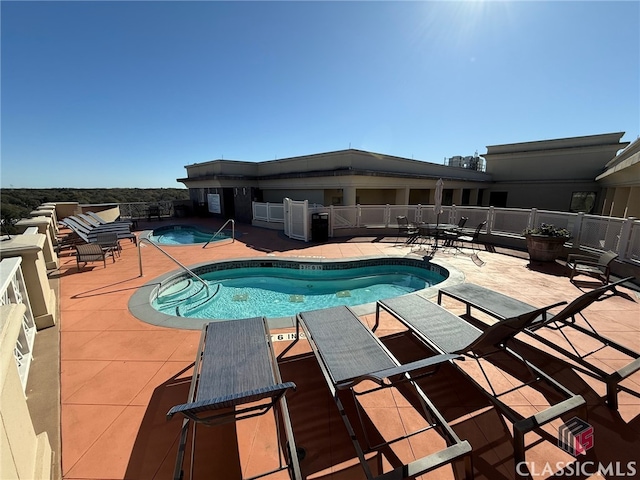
[86,211,133,227]
[437,277,639,409]
[62,217,137,245]
[290,306,473,480]
[376,295,586,480]
[167,317,302,480]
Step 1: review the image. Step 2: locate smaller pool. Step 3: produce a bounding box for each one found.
[147,225,232,245]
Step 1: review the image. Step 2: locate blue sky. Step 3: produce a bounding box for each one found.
[2,1,638,188]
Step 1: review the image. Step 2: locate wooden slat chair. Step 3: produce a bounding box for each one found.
[167,317,302,480]
[75,243,114,269]
[94,232,121,257]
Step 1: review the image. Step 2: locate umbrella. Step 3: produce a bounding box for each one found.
[434,178,444,225]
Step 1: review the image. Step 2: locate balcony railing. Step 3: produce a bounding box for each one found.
[0,257,37,392]
[252,202,640,265]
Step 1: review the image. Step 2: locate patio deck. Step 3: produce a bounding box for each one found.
[49,218,640,480]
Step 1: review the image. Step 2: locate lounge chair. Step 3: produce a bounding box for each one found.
[76,213,107,229]
[86,211,133,227]
[167,317,302,480]
[62,217,137,245]
[75,243,115,269]
[376,295,586,479]
[437,277,639,409]
[566,250,618,284]
[290,306,473,480]
[66,215,132,234]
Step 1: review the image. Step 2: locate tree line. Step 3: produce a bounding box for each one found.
[1,188,190,233]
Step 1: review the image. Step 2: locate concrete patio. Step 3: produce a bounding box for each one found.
[38,218,639,480]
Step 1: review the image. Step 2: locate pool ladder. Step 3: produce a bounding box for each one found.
[138,238,217,311]
[203,219,235,248]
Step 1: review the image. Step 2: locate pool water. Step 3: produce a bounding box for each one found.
[148,225,232,245]
[153,264,445,319]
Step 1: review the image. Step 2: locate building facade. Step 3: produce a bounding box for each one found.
[177,132,632,222]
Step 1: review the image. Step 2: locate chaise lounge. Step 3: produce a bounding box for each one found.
[167,317,302,480]
[437,277,639,409]
[376,295,586,480]
[290,306,473,480]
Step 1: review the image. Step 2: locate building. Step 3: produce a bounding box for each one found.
[596,136,640,218]
[178,132,632,222]
[481,132,630,212]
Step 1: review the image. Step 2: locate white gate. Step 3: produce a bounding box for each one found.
[284,198,309,241]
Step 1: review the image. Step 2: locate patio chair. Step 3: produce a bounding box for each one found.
[63,216,137,245]
[442,217,468,245]
[453,221,486,253]
[148,204,161,221]
[75,243,114,269]
[566,250,618,285]
[396,215,419,244]
[289,306,473,480]
[437,277,639,409]
[376,295,586,479]
[167,317,302,480]
[94,232,121,257]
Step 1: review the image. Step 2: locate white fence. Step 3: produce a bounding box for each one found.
[252,202,640,265]
[0,257,37,392]
[253,202,285,223]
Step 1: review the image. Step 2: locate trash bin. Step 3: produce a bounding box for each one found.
[311,213,329,242]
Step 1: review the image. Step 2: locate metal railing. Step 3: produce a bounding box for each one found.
[119,201,175,220]
[0,257,36,392]
[137,238,209,296]
[203,219,235,249]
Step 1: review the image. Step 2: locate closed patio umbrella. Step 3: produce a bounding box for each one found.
[434,178,444,225]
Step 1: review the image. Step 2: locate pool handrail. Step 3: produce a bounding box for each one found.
[138,238,210,296]
[203,219,235,249]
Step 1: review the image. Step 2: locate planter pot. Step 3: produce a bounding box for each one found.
[525,235,570,262]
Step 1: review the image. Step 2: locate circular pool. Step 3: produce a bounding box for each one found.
[146,224,233,245]
[129,256,464,329]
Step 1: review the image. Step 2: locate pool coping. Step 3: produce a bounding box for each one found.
[127,253,465,330]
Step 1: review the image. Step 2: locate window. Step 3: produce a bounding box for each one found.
[570,192,596,213]
[489,191,508,208]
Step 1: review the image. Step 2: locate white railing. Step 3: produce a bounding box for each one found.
[255,202,640,265]
[253,202,285,223]
[0,257,36,392]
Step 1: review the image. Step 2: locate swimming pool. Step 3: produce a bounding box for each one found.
[129,256,463,329]
[147,225,232,245]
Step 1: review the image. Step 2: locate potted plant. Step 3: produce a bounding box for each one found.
[522,223,572,262]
